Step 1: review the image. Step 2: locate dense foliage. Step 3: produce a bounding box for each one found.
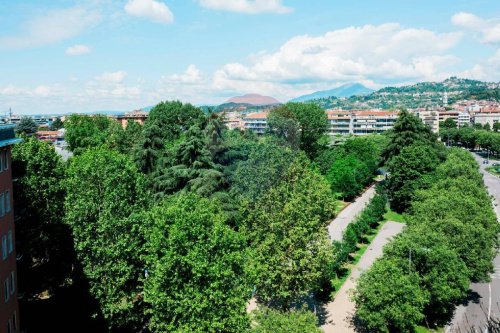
[15,116,38,135]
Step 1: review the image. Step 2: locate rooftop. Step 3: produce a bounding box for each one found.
[0,125,22,148]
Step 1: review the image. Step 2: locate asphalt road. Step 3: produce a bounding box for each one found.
[328,184,378,241]
[445,152,500,333]
[322,221,405,333]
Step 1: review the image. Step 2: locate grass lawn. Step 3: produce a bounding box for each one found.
[383,207,405,223]
[415,325,444,333]
[334,200,349,215]
[486,166,500,177]
[330,221,387,298]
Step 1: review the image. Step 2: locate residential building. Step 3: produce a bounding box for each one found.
[222,112,244,130]
[457,112,471,127]
[243,112,269,134]
[327,110,398,136]
[0,125,21,333]
[473,109,500,128]
[116,110,149,128]
[414,110,440,133]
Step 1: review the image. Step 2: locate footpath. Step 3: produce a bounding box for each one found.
[321,221,405,333]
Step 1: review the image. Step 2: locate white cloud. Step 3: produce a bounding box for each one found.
[210,23,462,100]
[452,12,500,44]
[199,0,292,14]
[66,44,92,56]
[125,0,174,24]
[95,71,128,84]
[168,65,203,84]
[461,49,500,81]
[0,7,100,49]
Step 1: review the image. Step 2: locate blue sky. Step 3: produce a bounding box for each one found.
[1,0,500,114]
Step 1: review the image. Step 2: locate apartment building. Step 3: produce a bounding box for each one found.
[414,110,440,133]
[439,111,471,127]
[473,109,500,128]
[0,125,21,333]
[242,112,269,134]
[327,110,399,136]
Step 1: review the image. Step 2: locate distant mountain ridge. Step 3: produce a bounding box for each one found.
[225,93,280,106]
[309,77,500,110]
[290,83,374,102]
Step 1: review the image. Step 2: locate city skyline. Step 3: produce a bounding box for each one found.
[1,0,500,114]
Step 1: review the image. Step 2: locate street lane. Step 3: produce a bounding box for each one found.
[446,152,500,332]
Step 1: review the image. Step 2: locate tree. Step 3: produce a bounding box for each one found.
[267,106,301,150]
[106,120,143,154]
[250,308,321,333]
[383,109,438,162]
[15,116,38,135]
[49,117,64,131]
[483,122,491,131]
[387,143,440,213]
[134,101,204,173]
[285,102,328,158]
[243,158,336,310]
[143,193,251,333]
[65,147,148,330]
[231,139,296,203]
[326,154,371,200]
[440,118,457,129]
[493,122,500,132]
[153,125,224,198]
[64,114,112,153]
[354,258,429,332]
[11,138,71,296]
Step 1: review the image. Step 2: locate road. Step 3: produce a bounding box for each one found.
[322,221,405,333]
[445,152,500,333]
[328,183,378,241]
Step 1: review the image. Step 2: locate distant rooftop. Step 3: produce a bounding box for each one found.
[0,124,22,148]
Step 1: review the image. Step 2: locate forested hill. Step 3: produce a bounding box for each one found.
[310,77,500,109]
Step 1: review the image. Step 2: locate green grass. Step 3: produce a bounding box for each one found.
[383,208,405,223]
[486,166,500,177]
[415,325,444,333]
[330,221,387,298]
[334,200,349,215]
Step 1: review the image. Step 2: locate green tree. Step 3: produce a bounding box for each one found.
[65,148,148,330]
[285,102,328,158]
[243,158,336,310]
[383,109,438,162]
[250,308,321,333]
[144,193,251,333]
[134,101,204,173]
[387,143,440,213]
[267,106,301,150]
[106,120,143,154]
[15,116,38,135]
[354,258,429,332]
[49,117,64,131]
[64,114,112,153]
[440,118,457,129]
[326,154,370,200]
[11,138,71,296]
[493,122,500,132]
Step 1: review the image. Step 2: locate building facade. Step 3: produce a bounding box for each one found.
[414,110,440,133]
[327,110,398,136]
[0,125,21,333]
[243,112,269,134]
[473,110,500,128]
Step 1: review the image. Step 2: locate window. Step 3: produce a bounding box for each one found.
[10,271,14,295]
[0,193,4,217]
[4,278,9,302]
[12,312,17,333]
[7,231,12,254]
[3,151,8,171]
[5,191,10,213]
[1,235,6,260]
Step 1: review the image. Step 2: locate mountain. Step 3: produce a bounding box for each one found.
[290,83,374,102]
[310,77,500,110]
[225,93,280,106]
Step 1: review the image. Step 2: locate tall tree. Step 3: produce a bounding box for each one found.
[11,138,71,296]
[65,147,148,330]
[144,193,251,333]
[382,109,438,162]
[243,158,336,310]
[64,114,112,153]
[267,106,301,150]
[49,117,64,131]
[15,116,38,135]
[250,308,321,333]
[285,102,328,158]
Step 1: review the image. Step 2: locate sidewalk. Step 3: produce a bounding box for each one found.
[321,221,405,333]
